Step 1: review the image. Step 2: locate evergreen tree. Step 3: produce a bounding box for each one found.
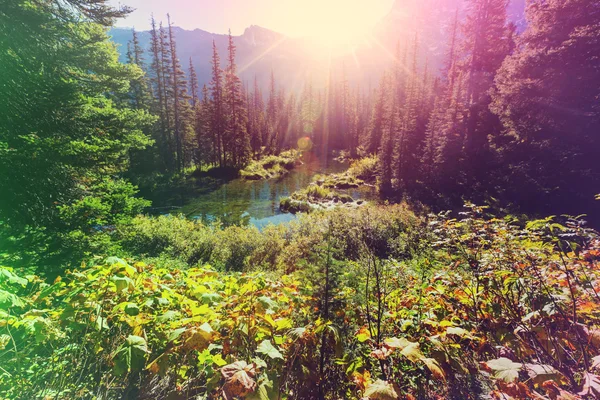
[167,14,193,171]
[195,85,213,169]
[248,76,265,157]
[149,16,171,169]
[156,21,177,169]
[393,35,420,191]
[126,29,152,110]
[223,31,250,167]
[266,71,278,153]
[188,58,199,109]
[366,74,390,155]
[209,40,225,167]
[460,0,512,179]
[0,0,154,259]
[491,0,600,218]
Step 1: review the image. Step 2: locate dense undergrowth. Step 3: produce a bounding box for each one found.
[2,204,600,399]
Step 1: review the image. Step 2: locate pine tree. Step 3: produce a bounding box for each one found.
[378,105,395,194]
[159,21,175,169]
[149,16,171,169]
[301,78,317,140]
[266,70,278,154]
[460,0,512,176]
[167,14,193,171]
[188,58,199,109]
[223,30,250,167]
[195,85,213,169]
[209,40,225,167]
[393,35,420,191]
[366,74,390,155]
[126,29,152,110]
[422,9,464,191]
[491,0,600,218]
[249,76,265,157]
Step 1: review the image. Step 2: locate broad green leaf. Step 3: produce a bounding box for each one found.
[36,283,64,303]
[124,303,140,316]
[168,328,187,341]
[201,293,222,304]
[256,296,278,313]
[256,339,283,360]
[157,310,180,323]
[275,317,293,331]
[0,289,25,308]
[212,353,227,367]
[111,276,134,292]
[0,268,28,286]
[113,335,148,376]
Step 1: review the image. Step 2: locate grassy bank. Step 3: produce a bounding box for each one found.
[2,204,600,399]
[279,155,378,214]
[279,184,358,213]
[240,150,302,180]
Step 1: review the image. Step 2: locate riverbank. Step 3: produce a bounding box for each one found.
[239,150,302,180]
[279,184,364,213]
[279,155,378,213]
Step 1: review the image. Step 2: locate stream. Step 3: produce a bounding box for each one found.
[150,152,377,229]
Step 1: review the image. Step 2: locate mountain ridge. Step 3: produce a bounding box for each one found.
[110,0,526,91]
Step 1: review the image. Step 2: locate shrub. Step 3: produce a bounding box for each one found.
[240,150,301,180]
[348,155,378,181]
[4,206,599,399]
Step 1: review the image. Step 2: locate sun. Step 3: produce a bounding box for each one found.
[308,2,371,47]
[283,0,393,50]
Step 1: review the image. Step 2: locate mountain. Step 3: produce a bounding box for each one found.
[109,0,526,91]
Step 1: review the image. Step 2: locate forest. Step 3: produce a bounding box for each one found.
[1,0,600,399]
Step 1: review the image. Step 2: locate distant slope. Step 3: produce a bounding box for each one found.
[109,0,526,91]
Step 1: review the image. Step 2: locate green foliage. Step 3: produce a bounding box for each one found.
[240,150,301,180]
[119,205,422,273]
[2,205,600,399]
[347,155,379,182]
[279,181,360,214]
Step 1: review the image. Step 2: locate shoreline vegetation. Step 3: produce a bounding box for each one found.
[280,155,378,213]
[239,150,302,180]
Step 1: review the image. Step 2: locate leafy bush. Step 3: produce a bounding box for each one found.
[3,206,600,399]
[348,155,378,182]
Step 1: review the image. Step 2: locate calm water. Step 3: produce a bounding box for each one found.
[153,152,376,229]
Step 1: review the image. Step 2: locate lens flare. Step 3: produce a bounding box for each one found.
[297,137,313,152]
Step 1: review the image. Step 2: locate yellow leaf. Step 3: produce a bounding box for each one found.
[422,358,445,380]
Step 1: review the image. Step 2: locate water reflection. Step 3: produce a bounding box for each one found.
[161,152,374,228]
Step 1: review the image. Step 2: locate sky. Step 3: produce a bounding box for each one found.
[108,0,395,38]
